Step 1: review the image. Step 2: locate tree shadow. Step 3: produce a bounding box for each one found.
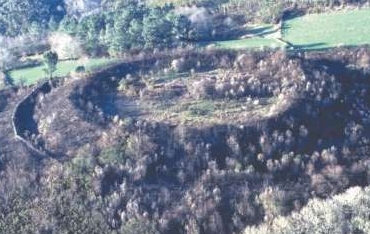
[4,72,14,87]
[0,91,9,112]
[245,25,277,37]
[217,25,278,41]
[282,8,306,21]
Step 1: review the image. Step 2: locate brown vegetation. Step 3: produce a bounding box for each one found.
[1,47,370,233]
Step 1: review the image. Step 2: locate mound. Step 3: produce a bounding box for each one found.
[31,51,303,156]
[12,48,370,234]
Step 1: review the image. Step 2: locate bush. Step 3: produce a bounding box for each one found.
[75,66,86,73]
[98,147,125,166]
[245,186,370,234]
[119,218,159,234]
[188,79,216,99]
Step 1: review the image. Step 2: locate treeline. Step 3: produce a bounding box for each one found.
[56,0,370,56]
[58,2,193,56]
[2,0,370,57]
[2,0,370,38]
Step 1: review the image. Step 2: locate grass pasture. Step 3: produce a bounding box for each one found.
[8,58,118,86]
[209,24,284,50]
[213,38,284,50]
[211,8,370,51]
[7,8,370,88]
[282,8,370,50]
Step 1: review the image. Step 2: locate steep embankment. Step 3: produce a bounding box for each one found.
[27,51,303,157]
[0,89,34,165]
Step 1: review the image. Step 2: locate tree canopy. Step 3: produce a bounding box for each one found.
[0,0,65,36]
[43,51,58,80]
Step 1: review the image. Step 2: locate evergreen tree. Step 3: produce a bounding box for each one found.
[43,51,58,80]
[77,15,105,55]
[28,22,44,39]
[59,17,78,35]
[129,19,144,49]
[171,14,191,41]
[143,8,173,49]
[48,16,59,32]
[108,14,130,54]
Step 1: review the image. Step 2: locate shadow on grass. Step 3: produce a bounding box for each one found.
[245,25,277,37]
[282,8,306,21]
[195,25,276,46]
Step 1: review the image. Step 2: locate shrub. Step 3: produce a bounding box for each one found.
[188,79,216,100]
[75,66,86,73]
[119,218,159,234]
[245,187,370,234]
[98,146,125,166]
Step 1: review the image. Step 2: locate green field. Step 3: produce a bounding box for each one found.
[7,8,370,86]
[283,8,370,50]
[213,38,284,50]
[8,58,118,86]
[214,8,370,50]
[209,24,284,50]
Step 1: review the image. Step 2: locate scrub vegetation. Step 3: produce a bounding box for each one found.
[1,0,370,234]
